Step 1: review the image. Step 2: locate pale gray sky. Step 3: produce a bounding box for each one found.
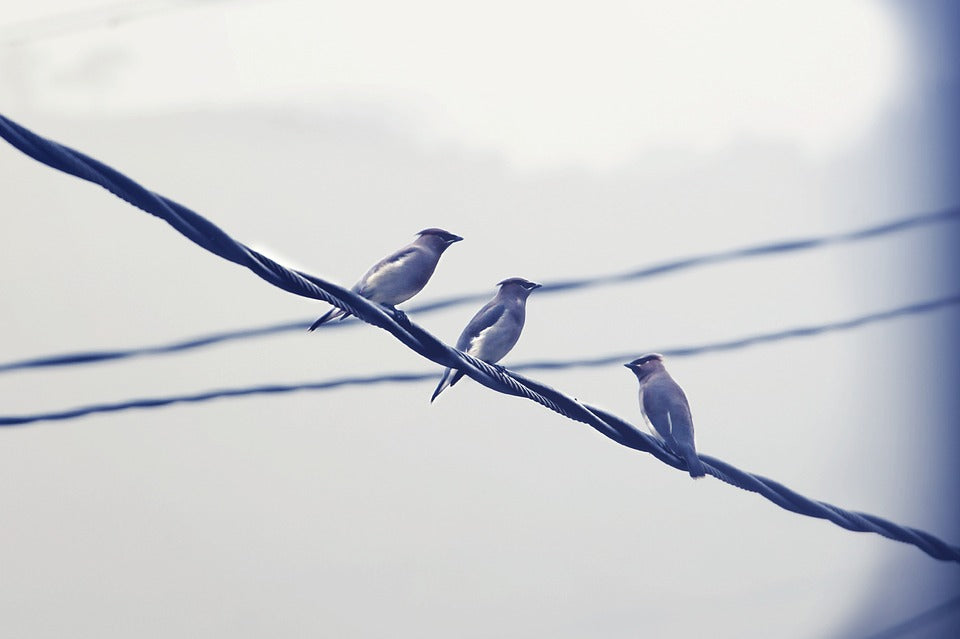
[1,2,958,637]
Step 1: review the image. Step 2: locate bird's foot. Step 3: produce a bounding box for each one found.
[386,306,411,328]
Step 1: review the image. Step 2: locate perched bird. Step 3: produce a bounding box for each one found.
[308,228,463,330]
[625,354,706,478]
[430,277,541,401]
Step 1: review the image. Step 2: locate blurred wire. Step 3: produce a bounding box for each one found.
[2,112,958,563]
[0,320,306,374]
[3,294,957,426]
[535,207,959,292]
[1,207,956,375]
[863,594,960,639]
[522,295,960,368]
[0,373,434,426]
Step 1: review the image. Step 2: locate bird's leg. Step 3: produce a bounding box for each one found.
[385,305,411,328]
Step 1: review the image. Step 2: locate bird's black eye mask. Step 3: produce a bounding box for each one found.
[627,354,663,368]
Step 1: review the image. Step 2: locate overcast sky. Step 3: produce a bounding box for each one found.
[1,1,958,637]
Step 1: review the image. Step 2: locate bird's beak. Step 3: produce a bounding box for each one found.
[623,363,633,369]
[448,234,464,244]
[530,282,542,290]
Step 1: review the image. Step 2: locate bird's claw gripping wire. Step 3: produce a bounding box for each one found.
[385,305,411,329]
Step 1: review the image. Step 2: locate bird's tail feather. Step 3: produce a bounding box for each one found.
[308,308,349,331]
[430,369,453,402]
[430,369,465,402]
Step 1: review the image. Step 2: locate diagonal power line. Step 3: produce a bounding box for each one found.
[2,294,958,426]
[2,113,958,563]
[1,206,956,375]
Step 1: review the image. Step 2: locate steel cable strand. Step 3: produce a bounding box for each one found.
[0,118,532,425]
[0,115,559,409]
[697,455,960,561]
[0,110,564,415]
[6,363,955,561]
[0,116,426,346]
[0,115,662,432]
[2,114,959,563]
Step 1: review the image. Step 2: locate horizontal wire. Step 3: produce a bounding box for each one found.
[3,294,957,426]
[520,295,960,368]
[2,113,958,563]
[0,373,435,426]
[0,320,307,373]
[1,207,956,375]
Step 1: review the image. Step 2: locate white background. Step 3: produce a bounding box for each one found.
[1,1,958,637]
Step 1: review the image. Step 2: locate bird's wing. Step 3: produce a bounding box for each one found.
[354,246,422,296]
[642,377,695,443]
[456,301,512,358]
[455,301,503,350]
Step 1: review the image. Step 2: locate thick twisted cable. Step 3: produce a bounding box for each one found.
[2,113,958,564]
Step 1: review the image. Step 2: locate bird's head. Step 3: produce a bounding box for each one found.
[416,228,463,251]
[497,277,542,298]
[624,353,665,381]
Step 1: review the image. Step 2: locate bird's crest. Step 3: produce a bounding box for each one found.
[497,277,541,291]
[416,228,463,244]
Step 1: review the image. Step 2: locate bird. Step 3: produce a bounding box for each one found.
[308,228,463,330]
[625,353,707,478]
[430,277,541,401]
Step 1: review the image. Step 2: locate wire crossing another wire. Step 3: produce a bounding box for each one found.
[2,113,958,564]
[1,207,956,375]
[3,294,958,426]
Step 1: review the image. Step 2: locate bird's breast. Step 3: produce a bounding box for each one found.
[636,387,661,440]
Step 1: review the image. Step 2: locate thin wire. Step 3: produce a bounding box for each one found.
[517,295,960,369]
[1,208,956,375]
[3,294,957,426]
[0,320,307,374]
[2,113,958,564]
[0,373,436,426]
